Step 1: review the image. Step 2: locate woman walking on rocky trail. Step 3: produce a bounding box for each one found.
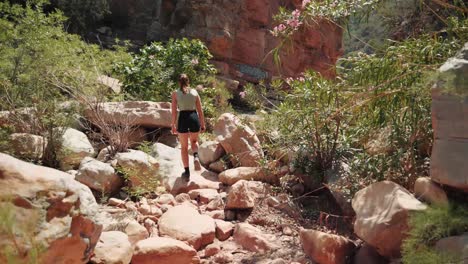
[171,74,206,181]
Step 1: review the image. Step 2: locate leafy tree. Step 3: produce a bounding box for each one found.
[114,38,217,102]
[0,1,130,167]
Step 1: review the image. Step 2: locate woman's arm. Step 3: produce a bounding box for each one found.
[171,92,178,134]
[195,95,205,132]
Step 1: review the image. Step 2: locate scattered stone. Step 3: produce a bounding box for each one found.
[205,210,225,220]
[97,75,122,94]
[160,204,172,213]
[209,160,227,173]
[213,113,263,167]
[207,196,225,211]
[138,204,163,217]
[97,146,112,162]
[189,189,220,204]
[225,180,257,209]
[215,220,234,241]
[125,220,149,245]
[175,193,192,204]
[204,243,221,257]
[414,177,449,205]
[91,231,132,264]
[233,223,277,253]
[213,252,234,264]
[300,229,356,264]
[282,225,294,236]
[76,157,123,195]
[158,204,215,250]
[108,198,125,208]
[9,133,46,160]
[0,153,101,263]
[155,193,176,206]
[132,237,200,264]
[352,181,427,258]
[57,128,96,170]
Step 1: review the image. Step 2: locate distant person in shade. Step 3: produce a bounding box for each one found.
[171,74,206,181]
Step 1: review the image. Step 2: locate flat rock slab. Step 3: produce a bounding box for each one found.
[152,143,221,194]
[158,204,215,250]
[83,101,172,128]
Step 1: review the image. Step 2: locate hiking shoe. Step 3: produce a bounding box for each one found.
[181,171,190,182]
[194,156,201,171]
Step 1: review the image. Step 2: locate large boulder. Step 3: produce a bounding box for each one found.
[213,113,263,167]
[91,231,133,264]
[414,177,448,205]
[132,237,200,264]
[114,149,159,189]
[158,204,215,250]
[233,223,277,253]
[57,127,96,170]
[352,181,427,258]
[225,180,259,209]
[435,233,468,262]
[9,133,46,160]
[300,229,356,264]
[0,153,101,263]
[76,157,123,195]
[151,143,220,194]
[219,166,278,185]
[431,43,468,191]
[83,101,172,128]
[198,141,226,165]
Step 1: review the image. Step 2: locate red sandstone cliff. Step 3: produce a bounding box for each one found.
[107,0,343,81]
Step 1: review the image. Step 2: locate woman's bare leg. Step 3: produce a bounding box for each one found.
[178,133,189,169]
[190,132,201,170]
[189,132,199,154]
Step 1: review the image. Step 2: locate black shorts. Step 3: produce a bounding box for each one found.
[177,110,200,133]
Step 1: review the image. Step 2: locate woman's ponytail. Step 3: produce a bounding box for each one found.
[179,74,190,94]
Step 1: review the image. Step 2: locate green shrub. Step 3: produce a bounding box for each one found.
[198,77,233,120]
[268,71,347,178]
[402,204,468,264]
[114,38,217,102]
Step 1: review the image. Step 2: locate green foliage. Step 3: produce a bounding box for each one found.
[114,38,217,102]
[240,82,267,111]
[137,141,153,155]
[268,71,346,176]
[402,204,468,264]
[115,165,164,199]
[0,1,130,167]
[266,0,468,192]
[198,77,233,119]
